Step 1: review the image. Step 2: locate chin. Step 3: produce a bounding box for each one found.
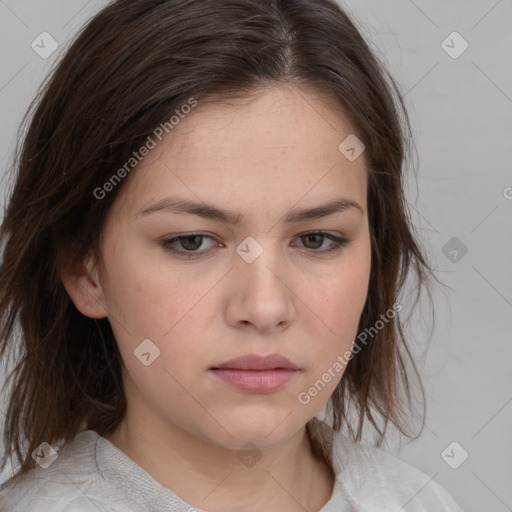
[204,411,303,450]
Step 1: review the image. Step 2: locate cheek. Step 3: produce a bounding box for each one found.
[100,237,204,339]
[104,228,371,372]
[304,241,371,367]
[319,244,371,328]
[296,260,370,409]
[101,250,215,394]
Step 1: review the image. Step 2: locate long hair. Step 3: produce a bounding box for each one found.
[0,0,433,484]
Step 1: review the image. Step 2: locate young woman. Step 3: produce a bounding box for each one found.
[0,0,464,510]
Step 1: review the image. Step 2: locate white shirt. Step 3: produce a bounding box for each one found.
[0,419,464,511]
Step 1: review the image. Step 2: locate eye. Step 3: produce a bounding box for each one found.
[292,232,349,253]
[161,233,219,258]
[161,232,349,258]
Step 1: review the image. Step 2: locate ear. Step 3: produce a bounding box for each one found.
[60,250,108,319]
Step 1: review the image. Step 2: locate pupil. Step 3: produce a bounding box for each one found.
[305,234,322,248]
[183,235,201,250]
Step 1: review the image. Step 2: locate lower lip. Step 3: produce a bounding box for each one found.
[209,368,298,393]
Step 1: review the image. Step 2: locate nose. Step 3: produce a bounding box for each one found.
[224,238,296,334]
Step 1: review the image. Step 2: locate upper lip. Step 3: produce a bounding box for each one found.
[212,353,299,371]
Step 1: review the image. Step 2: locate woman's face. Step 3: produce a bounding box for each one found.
[90,85,371,450]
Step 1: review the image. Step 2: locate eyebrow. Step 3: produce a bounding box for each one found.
[137,196,363,224]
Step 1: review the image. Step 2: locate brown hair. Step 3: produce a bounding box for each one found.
[0,0,433,484]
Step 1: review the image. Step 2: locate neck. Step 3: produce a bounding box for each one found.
[105,407,334,511]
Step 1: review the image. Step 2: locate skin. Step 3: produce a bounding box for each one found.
[61,84,372,512]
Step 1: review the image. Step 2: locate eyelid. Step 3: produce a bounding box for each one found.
[160,231,350,258]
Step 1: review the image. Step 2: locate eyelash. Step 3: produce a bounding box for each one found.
[161,232,349,258]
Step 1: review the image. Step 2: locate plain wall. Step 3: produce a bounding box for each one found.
[0,1,511,510]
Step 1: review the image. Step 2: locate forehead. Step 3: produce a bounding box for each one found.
[111,84,368,219]
[160,85,357,151]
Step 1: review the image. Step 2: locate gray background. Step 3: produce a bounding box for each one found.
[0,1,511,510]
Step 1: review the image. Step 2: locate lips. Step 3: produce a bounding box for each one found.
[211,353,299,371]
[209,353,300,393]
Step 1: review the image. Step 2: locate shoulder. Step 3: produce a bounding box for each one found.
[320,421,464,511]
[0,431,126,512]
